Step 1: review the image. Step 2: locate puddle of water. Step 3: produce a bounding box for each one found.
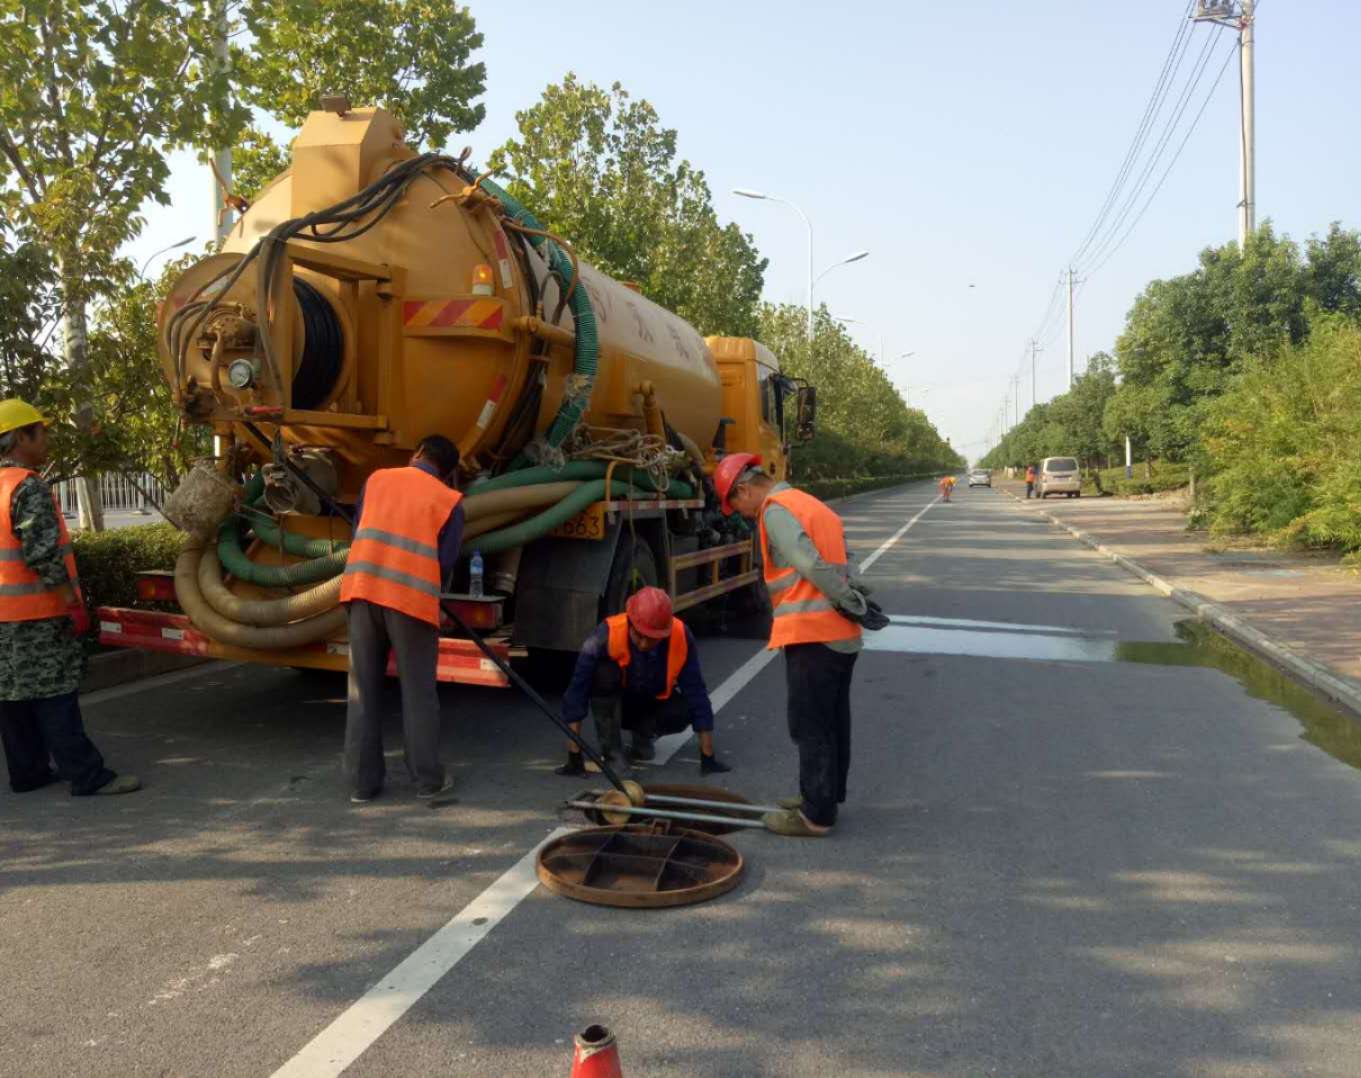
[1116,621,1361,772]
[865,615,1361,771]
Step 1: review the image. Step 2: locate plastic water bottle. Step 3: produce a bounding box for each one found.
[469,549,484,598]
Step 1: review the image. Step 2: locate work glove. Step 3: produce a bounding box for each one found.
[67,601,91,638]
[857,599,890,632]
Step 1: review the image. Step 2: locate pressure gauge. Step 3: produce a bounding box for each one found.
[226,358,258,389]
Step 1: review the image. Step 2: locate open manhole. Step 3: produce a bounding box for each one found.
[537,823,744,908]
[571,783,758,835]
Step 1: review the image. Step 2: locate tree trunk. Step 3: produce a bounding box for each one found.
[60,284,105,531]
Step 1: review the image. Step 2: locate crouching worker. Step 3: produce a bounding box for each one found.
[555,587,730,777]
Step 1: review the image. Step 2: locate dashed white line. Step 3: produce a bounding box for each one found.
[270,828,573,1078]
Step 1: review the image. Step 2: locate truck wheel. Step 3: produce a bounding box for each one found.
[601,536,658,618]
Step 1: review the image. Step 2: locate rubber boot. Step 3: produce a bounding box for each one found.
[585,698,622,774]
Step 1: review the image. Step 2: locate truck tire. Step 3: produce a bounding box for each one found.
[601,536,658,618]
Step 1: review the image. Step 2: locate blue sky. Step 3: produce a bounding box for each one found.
[126,0,1359,460]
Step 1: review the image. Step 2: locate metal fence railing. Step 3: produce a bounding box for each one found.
[54,473,166,519]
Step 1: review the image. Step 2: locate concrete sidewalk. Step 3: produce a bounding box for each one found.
[994,479,1361,715]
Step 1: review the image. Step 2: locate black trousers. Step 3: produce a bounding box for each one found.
[0,691,115,795]
[784,643,858,827]
[591,660,696,737]
[344,600,443,796]
[1026,482,1035,498]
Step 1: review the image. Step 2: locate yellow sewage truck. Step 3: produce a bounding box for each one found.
[98,104,816,686]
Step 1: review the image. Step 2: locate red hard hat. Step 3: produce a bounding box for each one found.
[713,452,762,516]
[625,586,673,639]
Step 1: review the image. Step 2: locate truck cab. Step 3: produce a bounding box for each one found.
[707,336,808,477]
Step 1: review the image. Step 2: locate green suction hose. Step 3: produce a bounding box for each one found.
[480,178,598,458]
[464,479,652,556]
[470,460,693,499]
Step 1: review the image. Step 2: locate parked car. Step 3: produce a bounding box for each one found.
[1036,456,1081,498]
[968,469,991,488]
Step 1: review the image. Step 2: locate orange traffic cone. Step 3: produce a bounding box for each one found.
[569,1024,623,1078]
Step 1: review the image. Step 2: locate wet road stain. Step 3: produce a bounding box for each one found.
[1117,620,1361,772]
[867,615,1361,772]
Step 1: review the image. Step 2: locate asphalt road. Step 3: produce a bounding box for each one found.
[6,480,1361,1077]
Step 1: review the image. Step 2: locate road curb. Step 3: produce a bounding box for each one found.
[1000,487,1361,719]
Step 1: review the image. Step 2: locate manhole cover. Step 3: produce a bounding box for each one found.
[537,824,744,908]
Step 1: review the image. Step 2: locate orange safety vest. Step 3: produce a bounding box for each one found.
[1026,468,1036,482]
[340,466,462,626]
[605,612,688,700]
[757,487,863,650]
[0,467,80,622]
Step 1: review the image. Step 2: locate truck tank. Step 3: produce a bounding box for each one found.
[152,104,757,655]
[160,106,722,499]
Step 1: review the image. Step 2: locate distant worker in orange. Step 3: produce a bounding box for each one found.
[715,454,887,838]
[938,474,956,502]
[340,435,464,804]
[1025,464,1037,499]
[556,587,727,776]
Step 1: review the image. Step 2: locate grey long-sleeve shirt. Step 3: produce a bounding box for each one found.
[760,482,866,654]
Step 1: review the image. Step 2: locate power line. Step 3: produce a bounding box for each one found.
[1084,38,1239,278]
[1068,0,1198,269]
[1077,29,1222,273]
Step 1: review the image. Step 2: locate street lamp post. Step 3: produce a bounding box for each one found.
[733,188,869,338]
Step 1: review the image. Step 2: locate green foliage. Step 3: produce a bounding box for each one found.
[238,0,486,150]
[230,125,292,204]
[1082,461,1190,497]
[489,74,767,337]
[72,522,182,629]
[980,357,1118,471]
[758,304,962,477]
[0,232,58,400]
[803,474,943,501]
[1199,318,1361,548]
[0,0,246,301]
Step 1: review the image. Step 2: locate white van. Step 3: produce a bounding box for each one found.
[1037,456,1081,498]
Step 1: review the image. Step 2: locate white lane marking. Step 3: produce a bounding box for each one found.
[655,489,940,765]
[274,484,943,1073]
[270,828,573,1078]
[860,496,941,572]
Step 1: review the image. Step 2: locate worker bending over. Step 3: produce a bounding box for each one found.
[716,454,886,837]
[556,586,729,777]
[938,474,956,502]
[0,400,139,797]
[340,435,464,803]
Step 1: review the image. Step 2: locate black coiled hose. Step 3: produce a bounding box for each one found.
[291,278,343,409]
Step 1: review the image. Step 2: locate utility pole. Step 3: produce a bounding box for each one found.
[210,0,232,245]
[1066,268,1077,389]
[1194,0,1255,247]
[1029,339,1042,408]
[1240,0,1255,247]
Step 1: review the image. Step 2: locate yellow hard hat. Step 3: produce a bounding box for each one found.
[0,399,50,437]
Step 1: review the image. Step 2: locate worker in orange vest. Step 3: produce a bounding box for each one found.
[1025,464,1037,498]
[0,400,139,796]
[938,474,956,502]
[340,435,464,803]
[556,586,728,776]
[715,454,887,837]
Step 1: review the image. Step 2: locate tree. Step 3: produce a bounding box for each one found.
[489,74,767,338]
[758,304,961,477]
[230,0,486,201]
[0,0,244,526]
[0,230,58,402]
